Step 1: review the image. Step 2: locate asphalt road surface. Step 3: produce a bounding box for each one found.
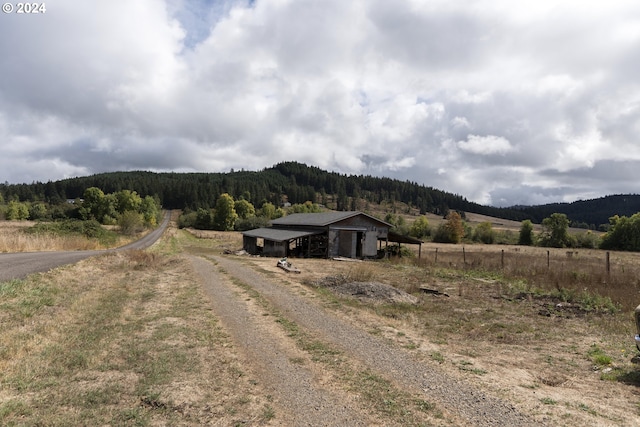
[0,211,170,282]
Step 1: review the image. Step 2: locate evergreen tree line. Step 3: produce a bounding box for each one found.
[1,161,638,226]
[0,162,528,220]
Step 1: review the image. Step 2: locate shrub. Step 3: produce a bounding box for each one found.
[409,216,431,238]
[574,231,600,249]
[177,210,197,228]
[518,220,534,246]
[432,212,464,244]
[472,222,495,244]
[118,211,144,236]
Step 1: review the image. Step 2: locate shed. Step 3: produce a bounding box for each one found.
[242,211,393,259]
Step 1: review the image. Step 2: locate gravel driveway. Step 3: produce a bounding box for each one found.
[190,254,541,426]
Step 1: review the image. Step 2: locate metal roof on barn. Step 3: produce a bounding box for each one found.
[242,227,322,242]
[271,211,392,227]
[388,231,423,245]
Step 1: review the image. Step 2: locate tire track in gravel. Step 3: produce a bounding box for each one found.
[203,254,542,427]
[189,255,376,427]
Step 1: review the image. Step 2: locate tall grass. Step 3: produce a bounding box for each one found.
[0,220,122,252]
[415,245,640,310]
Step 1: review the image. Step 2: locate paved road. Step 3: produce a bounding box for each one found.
[0,211,170,282]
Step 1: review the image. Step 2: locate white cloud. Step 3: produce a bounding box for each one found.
[457,135,514,155]
[1,0,640,206]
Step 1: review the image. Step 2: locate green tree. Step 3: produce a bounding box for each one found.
[518,220,534,245]
[29,202,48,220]
[289,201,322,214]
[6,201,29,220]
[115,190,142,214]
[234,199,256,219]
[80,187,106,221]
[540,213,571,247]
[473,221,495,244]
[433,211,465,243]
[259,202,276,219]
[394,215,409,236]
[409,215,431,238]
[258,202,284,219]
[600,213,640,251]
[140,195,161,226]
[213,193,238,231]
[195,208,215,230]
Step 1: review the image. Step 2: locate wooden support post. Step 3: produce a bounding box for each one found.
[501,249,504,269]
[606,251,610,276]
[547,250,550,269]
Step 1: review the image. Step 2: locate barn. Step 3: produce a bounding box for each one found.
[242,211,395,259]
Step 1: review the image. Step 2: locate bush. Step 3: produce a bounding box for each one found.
[518,220,534,246]
[472,222,495,244]
[409,216,430,238]
[432,212,464,244]
[178,210,197,229]
[25,219,117,245]
[118,211,144,235]
[574,231,600,249]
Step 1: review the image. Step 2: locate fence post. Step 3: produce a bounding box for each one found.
[463,246,466,265]
[435,248,438,263]
[606,251,610,276]
[547,250,550,269]
[501,249,504,269]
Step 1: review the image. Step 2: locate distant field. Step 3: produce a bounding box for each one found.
[0,220,138,252]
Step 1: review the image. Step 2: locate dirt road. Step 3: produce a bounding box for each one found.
[190,254,539,426]
[0,211,170,282]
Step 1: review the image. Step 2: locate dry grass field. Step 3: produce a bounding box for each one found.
[0,220,142,252]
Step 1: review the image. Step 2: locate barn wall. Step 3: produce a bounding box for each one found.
[334,217,389,239]
[243,236,258,255]
[363,231,378,257]
[264,240,287,257]
[337,230,356,257]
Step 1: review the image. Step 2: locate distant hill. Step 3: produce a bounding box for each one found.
[1,161,637,227]
[510,195,640,229]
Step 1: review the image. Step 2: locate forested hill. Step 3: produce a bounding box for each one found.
[511,195,640,229]
[0,161,637,226]
[0,162,528,220]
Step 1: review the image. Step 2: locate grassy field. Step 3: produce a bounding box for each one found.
[0,220,145,252]
[2,217,640,425]
[0,248,274,425]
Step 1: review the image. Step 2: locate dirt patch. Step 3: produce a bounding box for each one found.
[311,275,419,305]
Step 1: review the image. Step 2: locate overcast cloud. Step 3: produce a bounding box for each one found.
[1,0,639,207]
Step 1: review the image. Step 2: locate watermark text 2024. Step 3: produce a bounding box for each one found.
[2,3,46,14]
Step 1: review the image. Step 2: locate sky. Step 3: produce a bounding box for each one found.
[1,0,640,207]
